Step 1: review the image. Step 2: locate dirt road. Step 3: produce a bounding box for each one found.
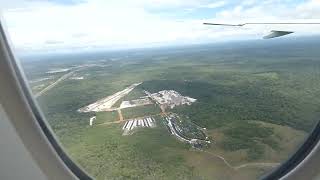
[234,162,280,170]
[202,150,280,171]
[117,109,124,121]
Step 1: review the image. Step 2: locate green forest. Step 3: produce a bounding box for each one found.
[23,38,319,180]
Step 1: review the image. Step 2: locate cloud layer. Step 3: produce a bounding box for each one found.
[2,0,320,53]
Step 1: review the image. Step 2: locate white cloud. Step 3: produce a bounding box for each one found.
[205,0,320,37]
[201,1,226,9]
[2,0,320,53]
[2,0,214,52]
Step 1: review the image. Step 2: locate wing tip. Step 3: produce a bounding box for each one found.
[203,22,244,26]
[263,30,294,39]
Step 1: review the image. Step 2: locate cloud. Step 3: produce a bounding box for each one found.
[201,1,226,9]
[2,0,320,53]
[44,40,64,45]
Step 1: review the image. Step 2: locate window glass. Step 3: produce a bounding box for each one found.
[2,1,320,179]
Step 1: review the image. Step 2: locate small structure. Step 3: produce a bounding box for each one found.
[89,116,96,126]
[190,139,204,148]
[70,76,84,80]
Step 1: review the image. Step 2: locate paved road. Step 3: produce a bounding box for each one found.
[35,71,76,98]
[35,65,90,98]
[78,82,142,112]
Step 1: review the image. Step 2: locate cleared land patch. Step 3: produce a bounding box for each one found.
[78,82,142,112]
[94,111,119,125]
[122,104,161,119]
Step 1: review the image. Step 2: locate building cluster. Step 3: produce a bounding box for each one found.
[122,117,156,135]
[119,97,152,109]
[164,114,190,143]
[164,113,211,148]
[146,90,196,109]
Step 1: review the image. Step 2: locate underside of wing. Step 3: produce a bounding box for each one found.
[263,30,294,39]
[203,22,320,39]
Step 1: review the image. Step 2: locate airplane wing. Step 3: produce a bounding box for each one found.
[203,23,245,27]
[203,22,320,39]
[263,30,294,39]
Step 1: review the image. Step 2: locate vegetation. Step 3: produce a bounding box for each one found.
[122,104,161,119]
[219,121,276,160]
[22,37,320,180]
[95,111,119,124]
[171,114,207,140]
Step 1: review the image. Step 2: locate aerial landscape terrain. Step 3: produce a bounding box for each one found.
[20,37,320,180]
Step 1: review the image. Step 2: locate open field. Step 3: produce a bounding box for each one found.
[23,37,320,180]
[122,104,162,119]
[94,111,119,125]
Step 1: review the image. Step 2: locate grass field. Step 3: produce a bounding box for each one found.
[122,104,161,119]
[95,111,119,124]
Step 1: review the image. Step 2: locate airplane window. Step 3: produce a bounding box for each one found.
[2,0,320,179]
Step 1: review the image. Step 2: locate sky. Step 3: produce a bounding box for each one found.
[1,0,320,54]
